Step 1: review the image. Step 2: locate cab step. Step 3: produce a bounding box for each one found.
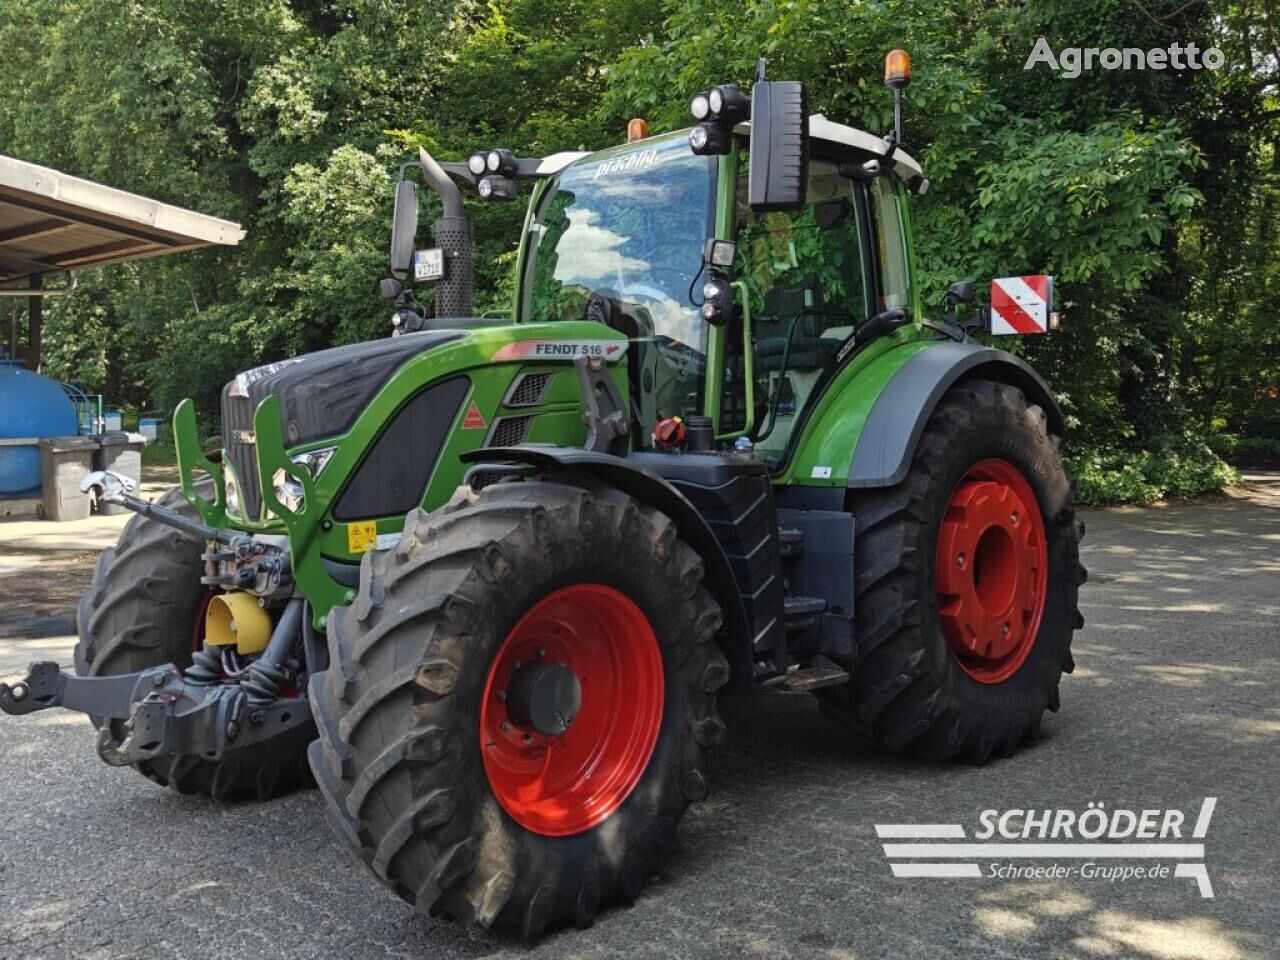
[781,654,850,693]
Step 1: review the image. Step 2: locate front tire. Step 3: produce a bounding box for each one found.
[817,378,1086,761]
[308,480,728,937]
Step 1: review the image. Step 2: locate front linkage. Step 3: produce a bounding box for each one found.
[0,471,312,763]
[0,656,307,766]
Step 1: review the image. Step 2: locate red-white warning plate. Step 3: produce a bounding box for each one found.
[991,275,1053,335]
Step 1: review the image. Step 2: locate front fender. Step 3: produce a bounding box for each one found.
[461,446,755,689]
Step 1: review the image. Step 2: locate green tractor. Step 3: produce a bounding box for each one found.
[3,54,1085,937]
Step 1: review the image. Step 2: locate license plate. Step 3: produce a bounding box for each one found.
[414,248,445,282]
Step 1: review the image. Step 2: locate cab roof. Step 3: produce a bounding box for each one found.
[536,115,925,190]
[734,114,926,188]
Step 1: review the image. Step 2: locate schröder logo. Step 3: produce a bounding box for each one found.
[1024,37,1225,79]
[876,798,1217,898]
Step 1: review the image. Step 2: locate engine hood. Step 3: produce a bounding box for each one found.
[223,330,465,449]
[220,330,464,520]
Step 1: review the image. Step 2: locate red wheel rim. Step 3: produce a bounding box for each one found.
[480,584,664,836]
[935,459,1048,684]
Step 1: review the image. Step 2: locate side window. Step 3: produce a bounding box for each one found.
[869,175,911,311]
[731,159,872,453]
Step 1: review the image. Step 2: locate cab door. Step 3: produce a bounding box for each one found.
[717,151,879,458]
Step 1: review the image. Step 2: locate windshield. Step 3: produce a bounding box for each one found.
[522,136,716,422]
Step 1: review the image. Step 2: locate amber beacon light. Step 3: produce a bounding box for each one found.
[884,49,911,89]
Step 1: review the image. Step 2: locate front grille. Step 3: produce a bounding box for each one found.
[487,415,533,447]
[506,371,554,406]
[221,389,263,520]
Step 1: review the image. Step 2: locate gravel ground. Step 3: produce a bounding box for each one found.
[0,476,1276,960]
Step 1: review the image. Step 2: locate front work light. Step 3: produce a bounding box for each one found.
[485,148,518,177]
[699,275,733,325]
[478,175,517,201]
[467,152,488,176]
[707,84,750,124]
[690,93,711,121]
[689,121,731,156]
[703,238,736,268]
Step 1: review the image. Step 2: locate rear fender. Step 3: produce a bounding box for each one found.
[460,446,755,689]
[846,341,1064,489]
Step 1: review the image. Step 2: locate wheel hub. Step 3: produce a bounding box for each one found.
[935,459,1048,683]
[505,660,582,736]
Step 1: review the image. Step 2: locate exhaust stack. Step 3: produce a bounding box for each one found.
[418,147,474,318]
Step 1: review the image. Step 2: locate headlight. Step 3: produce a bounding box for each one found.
[271,447,336,514]
[223,464,241,517]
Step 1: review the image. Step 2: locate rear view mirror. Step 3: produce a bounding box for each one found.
[390,178,419,279]
[748,80,808,211]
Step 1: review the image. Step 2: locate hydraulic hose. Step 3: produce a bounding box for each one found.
[240,597,305,704]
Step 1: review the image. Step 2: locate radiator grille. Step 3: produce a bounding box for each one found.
[506,371,554,407]
[487,415,533,448]
[221,390,263,520]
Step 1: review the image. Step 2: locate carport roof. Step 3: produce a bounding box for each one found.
[0,153,244,288]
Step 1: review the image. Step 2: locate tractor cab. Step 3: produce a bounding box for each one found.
[501,110,928,468]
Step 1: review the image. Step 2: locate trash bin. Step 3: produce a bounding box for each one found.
[38,436,99,522]
[94,431,148,516]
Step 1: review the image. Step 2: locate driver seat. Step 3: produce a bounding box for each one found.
[755,281,840,371]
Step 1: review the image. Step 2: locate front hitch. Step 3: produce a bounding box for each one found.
[0,661,309,765]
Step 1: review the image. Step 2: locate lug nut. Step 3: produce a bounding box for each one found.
[501,721,512,732]
[957,554,966,568]
[497,690,506,700]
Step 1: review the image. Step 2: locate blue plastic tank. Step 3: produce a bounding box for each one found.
[0,360,78,497]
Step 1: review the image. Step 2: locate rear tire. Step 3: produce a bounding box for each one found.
[308,480,728,937]
[74,483,315,799]
[817,378,1086,761]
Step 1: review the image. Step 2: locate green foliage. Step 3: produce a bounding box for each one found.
[1069,436,1241,505]
[0,0,1275,504]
